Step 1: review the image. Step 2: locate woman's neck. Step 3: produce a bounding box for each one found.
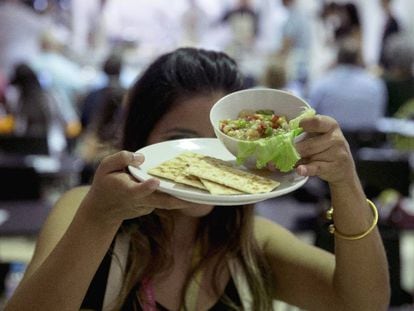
[171,213,200,250]
[152,213,200,283]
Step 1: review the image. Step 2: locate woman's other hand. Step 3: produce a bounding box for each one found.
[294,115,356,185]
[80,151,194,227]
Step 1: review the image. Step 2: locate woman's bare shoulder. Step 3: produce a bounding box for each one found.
[253,215,333,267]
[23,186,91,278]
[48,185,91,230]
[55,186,90,210]
[59,185,90,202]
[253,216,304,255]
[254,216,297,243]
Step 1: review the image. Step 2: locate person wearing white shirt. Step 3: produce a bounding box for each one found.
[308,38,386,132]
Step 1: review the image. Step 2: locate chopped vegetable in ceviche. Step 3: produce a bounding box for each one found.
[219,107,316,172]
[219,109,289,141]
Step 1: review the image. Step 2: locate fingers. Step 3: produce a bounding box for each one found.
[127,177,194,210]
[266,162,278,171]
[295,132,333,158]
[136,190,200,210]
[299,115,338,134]
[296,162,325,177]
[131,177,160,194]
[285,114,357,184]
[86,150,202,221]
[111,176,160,218]
[98,151,145,175]
[296,144,354,182]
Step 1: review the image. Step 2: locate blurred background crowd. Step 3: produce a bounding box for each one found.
[0,0,413,309]
[1,0,414,156]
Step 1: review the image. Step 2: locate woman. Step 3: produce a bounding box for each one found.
[5,48,389,310]
[9,63,51,137]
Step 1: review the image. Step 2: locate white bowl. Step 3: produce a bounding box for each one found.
[210,88,311,166]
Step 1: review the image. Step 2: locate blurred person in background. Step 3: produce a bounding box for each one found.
[217,0,261,88]
[80,53,125,129]
[101,0,182,56]
[332,3,362,45]
[307,38,386,132]
[8,62,79,156]
[381,33,414,117]
[260,59,302,97]
[77,53,126,184]
[0,72,14,135]
[261,61,287,90]
[70,0,108,59]
[0,73,6,105]
[6,63,62,156]
[319,2,340,43]
[88,87,125,147]
[219,0,260,54]
[4,47,389,311]
[180,0,210,46]
[319,2,362,63]
[77,85,125,184]
[0,0,47,77]
[378,0,401,71]
[0,72,7,115]
[30,30,84,139]
[389,98,414,151]
[9,63,51,138]
[275,0,311,92]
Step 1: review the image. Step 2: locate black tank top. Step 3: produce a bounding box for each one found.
[81,249,242,310]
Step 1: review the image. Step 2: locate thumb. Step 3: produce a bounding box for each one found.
[97,151,145,175]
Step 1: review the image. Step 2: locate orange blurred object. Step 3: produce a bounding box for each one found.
[0,115,15,134]
[65,121,82,138]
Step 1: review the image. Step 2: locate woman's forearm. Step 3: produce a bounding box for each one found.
[329,175,390,310]
[4,203,122,311]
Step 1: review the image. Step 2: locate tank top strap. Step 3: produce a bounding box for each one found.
[102,234,254,310]
[102,232,130,310]
[227,256,254,310]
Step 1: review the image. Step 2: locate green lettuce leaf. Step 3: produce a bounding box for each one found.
[289,107,316,132]
[236,141,257,166]
[235,107,316,172]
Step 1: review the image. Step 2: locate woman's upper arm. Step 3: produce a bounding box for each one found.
[254,216,340,310]
[23,186,90,279]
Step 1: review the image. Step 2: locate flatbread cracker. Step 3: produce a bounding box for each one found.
[148,152,206,190]
[174,174,206,190]
[199,178,243,195]
[186,157,280,194]
[148,152,279,195]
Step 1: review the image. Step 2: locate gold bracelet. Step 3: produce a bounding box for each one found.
[326,199,378,241]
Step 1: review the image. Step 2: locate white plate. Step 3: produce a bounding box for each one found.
[128,138,308,206]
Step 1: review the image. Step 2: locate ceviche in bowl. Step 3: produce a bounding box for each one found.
[210,88,315,172]
[220,109,289,141]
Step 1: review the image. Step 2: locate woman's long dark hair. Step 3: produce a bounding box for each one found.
[122,47,243,152]
[113,48,274,310]
[10,63,51,137]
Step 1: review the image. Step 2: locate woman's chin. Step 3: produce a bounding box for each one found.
[177,204,215,217]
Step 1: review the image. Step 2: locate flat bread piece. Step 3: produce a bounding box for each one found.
[173,174,206,190]
[148,152,206,190]
[186,157,280,194]
[148,152,280,195]
[199,178,243,195]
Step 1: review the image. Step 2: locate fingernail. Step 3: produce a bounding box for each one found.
[266,162,277,171]
[133,152,144,162]
[298,166,307,176]
[148,178,160,190]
